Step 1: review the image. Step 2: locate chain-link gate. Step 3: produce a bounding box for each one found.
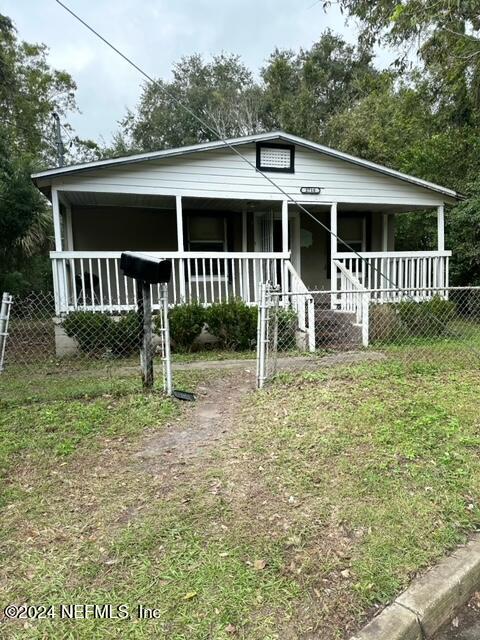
[0,292,13,373]
[257,285,480,388]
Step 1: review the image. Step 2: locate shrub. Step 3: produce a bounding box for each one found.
[160,302,206,352]
[369,304,402,343]
[110,312,142,355]
[205,299,257,350]
[62,312,113,353]
[276,308,297,351]
[63,311,142,355]
[397,296,456,337]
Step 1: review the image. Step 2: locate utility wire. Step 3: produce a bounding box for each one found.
[53,0,379,260]
[53,0,453,323]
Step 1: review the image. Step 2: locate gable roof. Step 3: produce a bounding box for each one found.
[31,131,462,201]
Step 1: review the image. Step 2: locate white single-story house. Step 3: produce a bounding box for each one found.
[32,131,461,351]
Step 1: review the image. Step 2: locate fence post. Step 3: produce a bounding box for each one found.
[307,296,316,352]
[271,287,279,378]
[362,291,370,348]
[0,292,13,373]
[160,282,173,396]
[256,283,267,389]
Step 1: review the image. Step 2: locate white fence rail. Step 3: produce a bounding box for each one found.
[333,251,451,303]
[50,251,290,314]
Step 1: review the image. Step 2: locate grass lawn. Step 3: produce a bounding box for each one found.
[0,346,479,638]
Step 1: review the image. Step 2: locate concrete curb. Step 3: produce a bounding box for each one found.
[350,534,480,640]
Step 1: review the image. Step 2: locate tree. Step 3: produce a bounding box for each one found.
[447,180,480,285]
[115,53,264,152]
[261,30,381,142]
[0,14,96,294]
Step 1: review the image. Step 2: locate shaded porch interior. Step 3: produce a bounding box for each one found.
[52,191,450,315]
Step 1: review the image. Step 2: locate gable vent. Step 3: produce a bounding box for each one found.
[256,143,295,173]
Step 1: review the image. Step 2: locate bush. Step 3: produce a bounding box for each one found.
[63,311,142,355]
[110,312,142,355]
[370,296,457,343]
[276,308,297,351]
[397,296,456,337]
[160,303,206,352]
[62,312,113,354]
[369,304,402,343]
[205,299,257,350]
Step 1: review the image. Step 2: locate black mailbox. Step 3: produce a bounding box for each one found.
[120,252,172,284]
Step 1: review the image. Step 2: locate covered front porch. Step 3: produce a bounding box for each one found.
[49,189,450,315]
[50,191,302,314]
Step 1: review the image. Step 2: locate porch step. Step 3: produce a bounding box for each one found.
[314,306,362,349]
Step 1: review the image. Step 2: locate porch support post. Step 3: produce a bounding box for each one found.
[382,213,389,251]
[281,199,289,253]
[242,206,249,302]
[281,200,289,294]
[176,195,186,302]
[52,188,62,251]
[330,202,338,308]
[437,204,445,251]
[437,203,445,289]
[52,188,67,313]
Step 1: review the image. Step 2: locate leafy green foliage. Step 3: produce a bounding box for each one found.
[205,299,257,351]
[277,308,297,351]
[262,30,381,141]
[158,303,206,352]
[62,312,141,356]
[370,296,457,343]
[397,297,457,337]
[62,312,114,354]
[0,14,99,295]
[115,53,263,152]
[447,181,480,285]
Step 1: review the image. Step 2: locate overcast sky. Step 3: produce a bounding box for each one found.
[3,0,393,145]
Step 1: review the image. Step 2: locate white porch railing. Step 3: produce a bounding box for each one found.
[333,260,369,347]
[333,251,451,303]
[50,251,290,314]
[283,261,316,352]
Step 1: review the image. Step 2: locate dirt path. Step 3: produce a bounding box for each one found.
[136,370,254,474]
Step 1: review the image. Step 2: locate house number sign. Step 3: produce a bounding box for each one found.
[300,186,321,195]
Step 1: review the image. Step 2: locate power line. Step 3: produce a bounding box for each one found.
[53,0,451,319]
[52,0,368,257]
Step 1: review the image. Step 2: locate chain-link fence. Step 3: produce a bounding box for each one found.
[0,286,172,398]
[257,285,480,388]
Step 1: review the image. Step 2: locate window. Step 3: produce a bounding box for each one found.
[187,215,227,278]
[188,215,226,252]
[256,143,295,173]
[337,216,366,253]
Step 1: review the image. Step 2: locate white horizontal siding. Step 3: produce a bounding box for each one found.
[53,144,449,206]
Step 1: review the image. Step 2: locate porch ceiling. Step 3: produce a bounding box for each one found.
[63,190,436,214]
[63,191,279,212]
[64,191,175,209]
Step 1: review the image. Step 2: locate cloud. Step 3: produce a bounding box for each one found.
[2,0,386,145]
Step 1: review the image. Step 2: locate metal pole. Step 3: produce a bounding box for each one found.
[138,280,154,388]
[362,291,370,348]
[52,112,65,167]
[0,292,12,373]
[256,283,267,389]
[271,289,279,378]
[161,283,173,396]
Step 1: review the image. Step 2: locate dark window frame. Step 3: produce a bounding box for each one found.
[256,142,295,173]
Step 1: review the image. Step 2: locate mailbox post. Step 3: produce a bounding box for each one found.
[138,280,153,387]
[120,252,172,389]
